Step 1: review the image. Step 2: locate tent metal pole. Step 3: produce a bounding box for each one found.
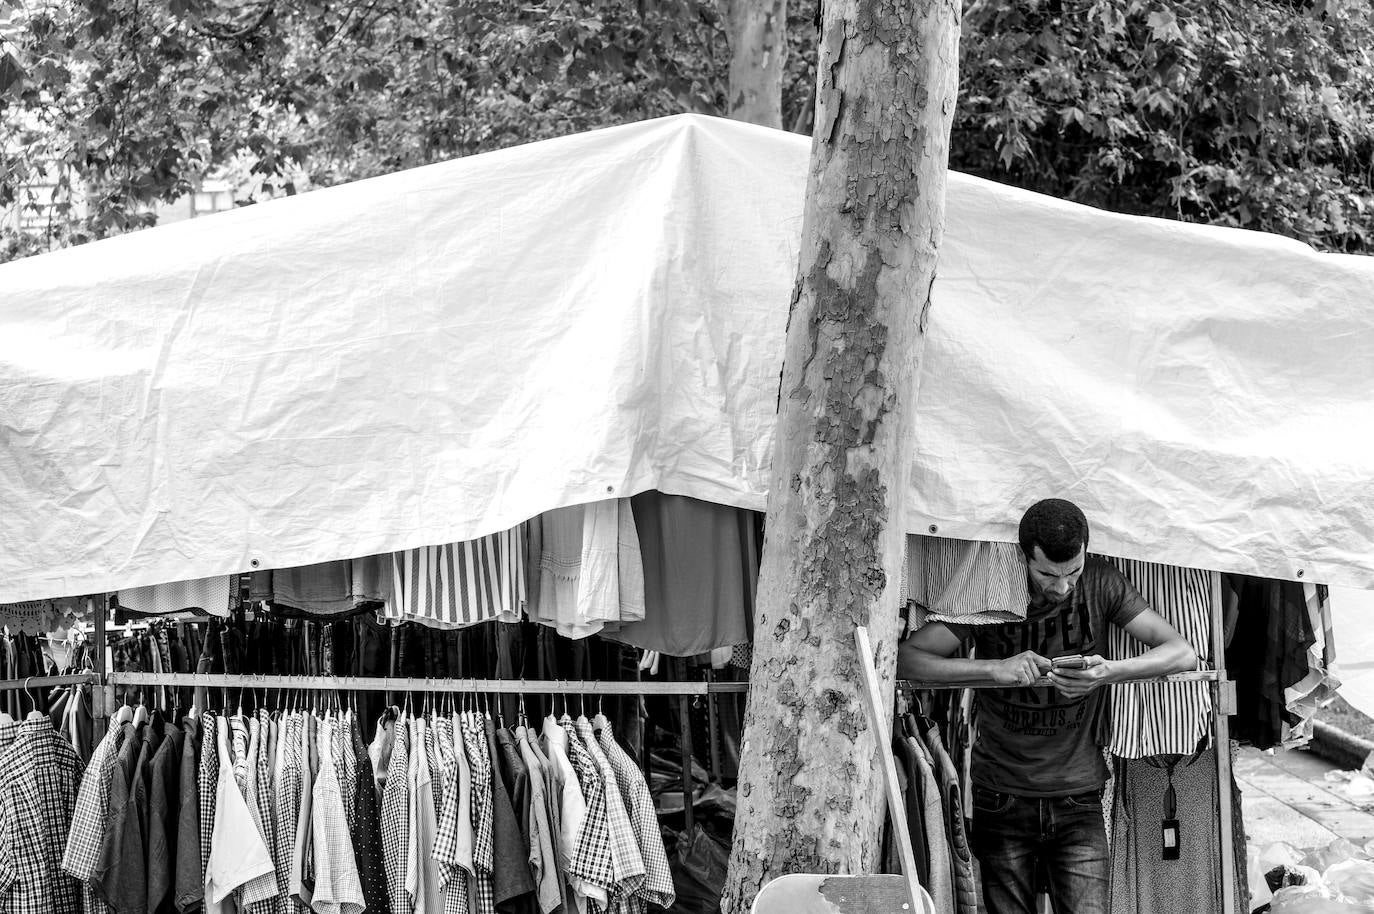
[92,595,107,740]
[1211,572,1237,914]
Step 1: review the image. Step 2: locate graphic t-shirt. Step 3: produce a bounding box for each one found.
[946,557,1149,797]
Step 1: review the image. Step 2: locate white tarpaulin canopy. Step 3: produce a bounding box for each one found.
[3,113,1374,602]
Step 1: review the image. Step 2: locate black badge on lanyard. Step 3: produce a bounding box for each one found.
[1161,770,1180,861]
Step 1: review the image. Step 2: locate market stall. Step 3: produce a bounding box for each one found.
[3,113,1372,914]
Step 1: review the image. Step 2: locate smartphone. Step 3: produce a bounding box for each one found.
[1051,655,1088,670]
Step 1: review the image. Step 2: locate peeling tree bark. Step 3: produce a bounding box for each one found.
[726,0,787,128]
[720,0,961,909]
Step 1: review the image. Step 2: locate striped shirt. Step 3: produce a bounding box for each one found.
[1104,558,1214,759]
[384,525,527,629]
[905,536,1029,626]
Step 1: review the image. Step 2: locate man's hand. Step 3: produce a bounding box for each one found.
[1048,655,1114,698]
[991,651,1052,687]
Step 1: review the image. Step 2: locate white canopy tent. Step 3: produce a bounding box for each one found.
[3,112,1374,603]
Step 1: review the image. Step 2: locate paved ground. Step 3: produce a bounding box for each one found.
[1237,745,1374,850]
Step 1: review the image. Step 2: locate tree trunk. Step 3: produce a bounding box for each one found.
[720,0,961,908]
[725,0,787,127]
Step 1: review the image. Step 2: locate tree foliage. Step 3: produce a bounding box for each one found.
[952,0,1374,252]
[2,0,1372,260]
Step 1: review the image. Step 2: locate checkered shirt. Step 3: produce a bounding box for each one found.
[380,714,414,914]
[312,717,366,913]
[338,710,357,831]
[561,716,614,912]
[272,714,304,912]
[576,717,644,914]
[60,722,121,894]
[596,721,674,909]
[242,714,280,909]
[0,719,86,914]
[460,713,495,914]
[430,717,470,914]
[199,711,220,880]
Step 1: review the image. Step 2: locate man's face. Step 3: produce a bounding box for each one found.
[1027,544,1085,603]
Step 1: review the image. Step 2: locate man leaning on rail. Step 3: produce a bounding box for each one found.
[898,498,1197,914]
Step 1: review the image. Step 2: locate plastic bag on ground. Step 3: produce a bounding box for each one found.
[1270,885,1374,913]
[1326,860,1374,900]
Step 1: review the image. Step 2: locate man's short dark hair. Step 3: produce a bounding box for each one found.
[1018,498,1089,562]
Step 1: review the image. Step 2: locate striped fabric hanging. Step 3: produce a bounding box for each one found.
[384,524,527,629]
[1104,558,1215,759]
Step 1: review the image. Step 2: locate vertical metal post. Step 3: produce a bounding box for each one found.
[92,595,108,740]
[1211,572,1237,914]
[679,693,695,835]
[705,667,721,782]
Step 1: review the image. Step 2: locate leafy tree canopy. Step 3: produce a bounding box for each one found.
[1,0,1370,261]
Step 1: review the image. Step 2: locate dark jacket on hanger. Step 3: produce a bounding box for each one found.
[484,716,536,914]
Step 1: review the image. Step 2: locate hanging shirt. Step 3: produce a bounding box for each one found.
[62,722,122,914]
[574,717,643,914]
[460,713,496,914]
[290,714,318,911]
[198,712,220,894]
[175,716,204,914]
[532,501,646,640]
[242,714,279,911]
[1105,559,1214,759]
[607,492,758,656]
[410,717,445,914]
[146,725,185,914]
[904,536,1029,626]
[540,716,592,914]
[272,713,305,914]
[205,715,276,913]
[559,717,613,914]
[517,730,563,914]
[384,526,528,630]
[380,714,414,914]
[593,718,673,911]
[312,715,366,914]
[430,714,470,914]
[0,718,85,914]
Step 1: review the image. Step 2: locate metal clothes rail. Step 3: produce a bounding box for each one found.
[897,668,1230,690]
[106,672,750,694]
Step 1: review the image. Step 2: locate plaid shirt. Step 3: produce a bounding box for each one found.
[561,716,614,913]
[595,721,674,909]
[199,711,219,880]
[433,717,472,914]
[576,718,644,914]
[272,714,304,913]
[339,711,358,831]
[0,719,86,914]
[381,714,414,914]
[242,714,279,908]
[460,713,495,914]
[61,722,122,914]
[312,717,366,913]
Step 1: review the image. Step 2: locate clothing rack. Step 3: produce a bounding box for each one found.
[105,670,743,833]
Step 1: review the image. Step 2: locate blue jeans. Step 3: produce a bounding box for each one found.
[969,786,1108,914]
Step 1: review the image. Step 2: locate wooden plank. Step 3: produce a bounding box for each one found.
[751,874,921,914]
[854,626,924,912]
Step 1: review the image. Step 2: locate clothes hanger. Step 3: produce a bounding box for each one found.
[23,678,45,721]
[133,687,150,726]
